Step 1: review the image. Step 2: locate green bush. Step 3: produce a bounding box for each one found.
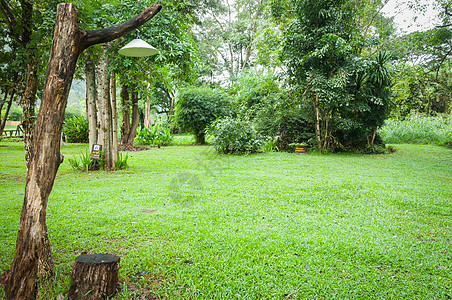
[135,123,173,146]
[209,117,263,154]
[174,86,230,144]
[68,148,93,172]
[379,114,452,146]
[63,116,89,143]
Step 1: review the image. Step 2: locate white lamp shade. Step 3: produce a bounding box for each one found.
[118,38,159,57]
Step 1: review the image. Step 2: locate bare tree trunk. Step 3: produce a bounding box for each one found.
[120,84,131,145]
[370,127,377,146]
[21,54,38,168]
[85,50,98,151]
[0,90,15,137]
[0,5,80,297]
[0,3,162,298]
[144,82,151,129]
[98,45,114,170]
[110,72,118,163]
[127,90,140,145]
[323,114,329,150]
[314,95,322,150]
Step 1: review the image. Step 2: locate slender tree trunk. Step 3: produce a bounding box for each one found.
[0,91,15,137]
[314,95,322,150]
[144,99,151,129]
[85,50,98,151]
[21,54,38,168]
[323,114,329,150]
[127,90,140,145]
[0,3,162,298]
[110,72,118,163]
[144,82,151,129]
[120,84,131,144]
[370,127,377,146]
[98,45,113,170]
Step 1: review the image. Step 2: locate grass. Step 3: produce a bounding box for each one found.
[379,114,452,147]
[1,141,451,299]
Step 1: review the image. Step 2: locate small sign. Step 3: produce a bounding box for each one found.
[294,144,308,154]
[90,144,102,160]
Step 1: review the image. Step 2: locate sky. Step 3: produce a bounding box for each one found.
[381,0,441,34]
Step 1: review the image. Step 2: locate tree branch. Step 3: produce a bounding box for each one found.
[436,23,452,28]
[435,47,452,81]
[80,3,162,50]
[0,0,20,44]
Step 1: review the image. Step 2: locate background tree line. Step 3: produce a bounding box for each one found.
[1,0,451,160]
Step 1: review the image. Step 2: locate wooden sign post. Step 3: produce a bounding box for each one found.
[90,144,102,169]
[90,144,102,160]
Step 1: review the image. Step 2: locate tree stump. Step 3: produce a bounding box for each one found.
[68,253,120,300]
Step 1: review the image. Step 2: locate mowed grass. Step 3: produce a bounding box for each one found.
[1,141,451,299]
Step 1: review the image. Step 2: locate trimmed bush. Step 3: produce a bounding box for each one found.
[209,117,263,154]
[174,87,230,144]
[63,116,89,143]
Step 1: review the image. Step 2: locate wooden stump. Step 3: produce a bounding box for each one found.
[68,253,120,300]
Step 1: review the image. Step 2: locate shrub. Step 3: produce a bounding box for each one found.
[68,149,128,171]
[379,114,452,146]
[209,117,263,154]
[68,148,94,172]
[115,152,129,170]
[63,116,88,143]
[174,87,230,144]
[135,123,173,146]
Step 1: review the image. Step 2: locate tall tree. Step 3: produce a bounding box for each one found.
[0,0,56,167]
[0,3,162,298]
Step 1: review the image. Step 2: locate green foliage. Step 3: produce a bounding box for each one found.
[280,0,394,152]
[135,123,173,146]
[274,108,315,150]
[115,152,129,170]
[68,148,129,171]
[262,139,279,153]
[5,105,22,121]
[208,116,263,154]
[68,148,93,172]
[67,156,80,170]
[379,114,452,147]
[62,116,89,143]
[390,63,451,118]
[174,86,231,144]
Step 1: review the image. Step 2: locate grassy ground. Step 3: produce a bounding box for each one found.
[379,114,452,147]
[0,141,451,299]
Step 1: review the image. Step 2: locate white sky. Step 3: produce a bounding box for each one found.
[381,0,441,34]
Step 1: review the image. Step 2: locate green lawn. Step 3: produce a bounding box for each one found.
[1,142,451,299]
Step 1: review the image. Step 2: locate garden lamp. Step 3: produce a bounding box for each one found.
[118,30,159,57]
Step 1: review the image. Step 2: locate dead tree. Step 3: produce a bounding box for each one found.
[0,3,162,299]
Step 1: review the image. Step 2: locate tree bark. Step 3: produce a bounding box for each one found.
[0,4,80,298]
[98,45,114,170]
[0,91,15,138]
[144,82,151,129]
[21,53,38,169]
[120,84,131,144]
[85,50,98,151]
[0,3,162,299]
[314,95,322,150]
[110,72,118,163]
[128,90,140,145]
[68,254,120,300]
